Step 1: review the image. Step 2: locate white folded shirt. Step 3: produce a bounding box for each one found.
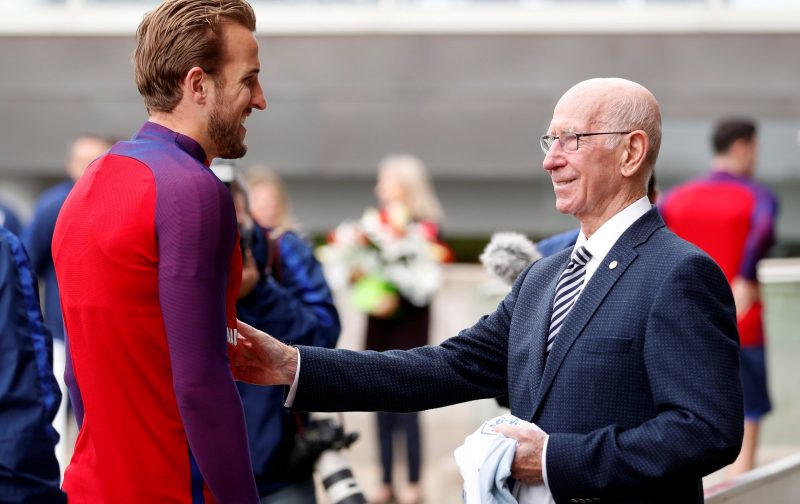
[454,414,555,504]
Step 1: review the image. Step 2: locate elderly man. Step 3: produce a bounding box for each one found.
[52,0,266,502]
[234,78,743,503]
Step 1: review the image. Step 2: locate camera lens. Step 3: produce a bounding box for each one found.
[317,451,367,504]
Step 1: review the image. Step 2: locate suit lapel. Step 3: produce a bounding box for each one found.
[529,207,663,418]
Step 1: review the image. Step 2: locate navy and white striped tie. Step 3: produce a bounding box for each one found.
[546,246,592,355]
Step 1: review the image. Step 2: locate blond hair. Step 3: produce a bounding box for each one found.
[134,0,256,114]
[245,166,296,230]
[378,155,444,224]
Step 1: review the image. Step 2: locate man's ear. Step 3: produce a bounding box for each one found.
[620,130,648,178]
[185,66,208,105]
[729,138,754,157]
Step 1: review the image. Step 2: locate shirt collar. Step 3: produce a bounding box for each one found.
[709,169,748,183]
[574,196,651,264]
[134,121,209,166]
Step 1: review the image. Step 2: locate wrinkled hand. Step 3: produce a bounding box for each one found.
[238,250,259,300]
[494,424,546,485]
[230,319,297,386]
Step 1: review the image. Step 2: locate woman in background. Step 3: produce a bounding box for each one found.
[366,155,444,504]
[246,166,297,232]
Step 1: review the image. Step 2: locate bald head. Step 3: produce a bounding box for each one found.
[544,78,662,236]
[558,78,662,172]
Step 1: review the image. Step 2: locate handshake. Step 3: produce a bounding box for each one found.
[230,320,298,386]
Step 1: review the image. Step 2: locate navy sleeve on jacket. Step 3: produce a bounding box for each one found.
[290,263,535,413]
[0,228,66,504]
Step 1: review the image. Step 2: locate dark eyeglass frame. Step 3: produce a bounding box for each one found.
[540,131,631,154]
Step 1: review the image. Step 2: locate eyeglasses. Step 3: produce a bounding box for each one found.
[540,131,631,154]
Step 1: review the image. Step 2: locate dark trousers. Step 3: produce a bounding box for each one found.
[376,411,421,484]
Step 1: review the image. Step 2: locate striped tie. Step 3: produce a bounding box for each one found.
[546,246,592,355]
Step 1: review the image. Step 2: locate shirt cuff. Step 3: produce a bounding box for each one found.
[283,348,301,408]
[542,434,550,491]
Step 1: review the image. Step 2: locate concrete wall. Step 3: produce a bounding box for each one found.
[2,33,800,237]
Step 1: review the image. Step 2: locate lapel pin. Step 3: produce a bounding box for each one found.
[609,260,618,270]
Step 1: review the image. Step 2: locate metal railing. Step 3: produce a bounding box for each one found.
[705,453,800,503]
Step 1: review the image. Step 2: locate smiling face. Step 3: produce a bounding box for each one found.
[543,94,622,229]
[542,80,656,236]
[208,22,266,159]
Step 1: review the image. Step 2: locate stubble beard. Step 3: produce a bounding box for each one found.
[208,80,248,160]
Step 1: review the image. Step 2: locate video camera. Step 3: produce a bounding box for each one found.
[288,416,366,504]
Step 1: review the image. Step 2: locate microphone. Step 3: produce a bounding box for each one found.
[480,232,542,285]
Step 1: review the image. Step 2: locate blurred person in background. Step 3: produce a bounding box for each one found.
[51,0,266,501]
[660,118,777,478]
[223,168,341,503]
[22,134,112,474]
[365,154,445,504]
[246,166,298,231]
[0,226,65,503]
[0,201,22,237]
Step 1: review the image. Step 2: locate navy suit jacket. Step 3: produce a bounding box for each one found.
[294,208,743,503]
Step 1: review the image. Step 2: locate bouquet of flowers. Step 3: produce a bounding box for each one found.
[317,203,452,315]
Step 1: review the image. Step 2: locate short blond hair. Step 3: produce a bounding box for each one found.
[134,0,256,114]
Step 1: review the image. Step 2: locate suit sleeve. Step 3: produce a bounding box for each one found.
[290,263,534,413]
[545,253,743,499]
[156,175,258,504]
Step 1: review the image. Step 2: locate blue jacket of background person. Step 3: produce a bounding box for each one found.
[236,228,341,497]
[0,227,66,503]
[537,228,579,257]
[22,181,74,342]
[0,203,22,237]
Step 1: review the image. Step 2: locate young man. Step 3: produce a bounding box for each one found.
[233,78,743,504]
[660,119,778,477]
[52,0,266,502]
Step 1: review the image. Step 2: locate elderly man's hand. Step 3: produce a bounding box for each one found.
[231,319,298,386]
[494,423,547,486]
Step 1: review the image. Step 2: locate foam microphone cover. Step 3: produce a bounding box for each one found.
[480,232,542,285]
